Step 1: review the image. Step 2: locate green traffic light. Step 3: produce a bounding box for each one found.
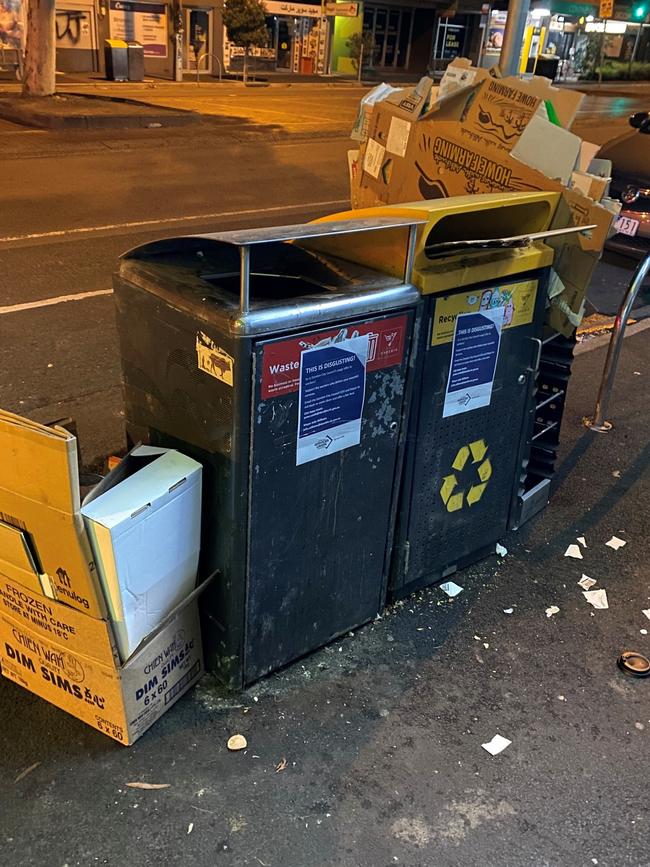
[633,3,647,18]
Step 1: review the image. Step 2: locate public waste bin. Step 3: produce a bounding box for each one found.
[127,41,145,82]
[104,39,128,82]
[311,192,564,598]
[113,217,425,688]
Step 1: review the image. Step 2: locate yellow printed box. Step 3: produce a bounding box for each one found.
[0,576,203,745]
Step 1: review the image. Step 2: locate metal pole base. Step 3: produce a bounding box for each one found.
[584,416,612,433]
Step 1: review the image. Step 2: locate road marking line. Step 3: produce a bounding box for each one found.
[0,289,113,315]
[0,199,349,245]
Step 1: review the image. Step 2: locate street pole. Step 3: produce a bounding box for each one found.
[498,0,530,76]
[173,1,184,82]
[628,22,643,78]
[22,0,56,97]
[598,25,606,85]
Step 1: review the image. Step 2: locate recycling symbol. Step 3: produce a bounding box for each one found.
[439,439,492,513]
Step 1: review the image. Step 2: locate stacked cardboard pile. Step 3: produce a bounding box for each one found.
[348,59,621,336]
[0,410,204,745]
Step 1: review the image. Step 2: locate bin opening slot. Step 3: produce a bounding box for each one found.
[423,201,554,257]
[203,272,330,300]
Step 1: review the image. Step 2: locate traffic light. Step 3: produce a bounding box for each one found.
[633,3,648,19]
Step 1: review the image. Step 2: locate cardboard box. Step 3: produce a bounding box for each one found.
[350,66,613,336]
[0,410,105,617]
[0,574,204,745]
[81,446,202,663]
[351,82,401,144]
[352,78,435,149]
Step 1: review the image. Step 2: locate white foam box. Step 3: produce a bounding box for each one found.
[81,446,202,662]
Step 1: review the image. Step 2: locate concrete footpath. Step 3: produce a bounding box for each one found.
[1,326,649,866]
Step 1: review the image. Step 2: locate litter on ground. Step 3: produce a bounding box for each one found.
[503,608,514,615]
[495,543,508,558]
[578,575,597,590]
[642,610,650,621]
[440,581,463,598]
[564,544,583,559]
[546,606,560,618]
[482,734,511,756]
[583,589,609,609]
[606,536,627,550]
[227,734,248,751]
[577,536,587,548]
[125,782,171,790]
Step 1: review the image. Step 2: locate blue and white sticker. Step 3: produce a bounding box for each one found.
[296,335,369,466]
[443,308,504,419]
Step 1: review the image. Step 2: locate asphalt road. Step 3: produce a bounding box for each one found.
[0,86,648,466]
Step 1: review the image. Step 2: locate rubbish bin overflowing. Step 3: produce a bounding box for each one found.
[309,191,567,596]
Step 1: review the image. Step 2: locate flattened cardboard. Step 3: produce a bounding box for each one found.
[81,446,202,663]
[0,575,204,745]
[0,410,105,618]
[511,115,582,185]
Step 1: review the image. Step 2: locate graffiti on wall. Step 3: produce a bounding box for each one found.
[0,0,23,49]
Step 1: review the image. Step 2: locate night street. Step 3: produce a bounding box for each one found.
[1,85,649,466]
[1,78,650,867]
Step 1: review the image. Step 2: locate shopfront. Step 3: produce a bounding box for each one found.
[360,0,440,73]
[224,1,327,74]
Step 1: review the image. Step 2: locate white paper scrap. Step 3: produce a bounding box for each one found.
[578,575,596,590]
[503,608,514,615]
[577,536,587,548]
[496,543,508,558]
[583,589,609,609]
[386,117,411,157]
[564,544,583,559]
[546,605,560,618]
[605,536,627,550]
[440,581,463,598]
[482,734,511,756]
[642,609,650,621]
[641,629,648,636]
[363,139,386,179]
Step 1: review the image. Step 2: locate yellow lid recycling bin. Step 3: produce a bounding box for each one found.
[311,192,564,599]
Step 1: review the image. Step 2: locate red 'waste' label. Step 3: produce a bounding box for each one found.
[260,314,408,400]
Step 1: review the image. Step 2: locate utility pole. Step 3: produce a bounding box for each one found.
[22,0,56,97]
[497,0,530,76]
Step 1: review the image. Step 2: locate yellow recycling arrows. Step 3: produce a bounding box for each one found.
[438,438,492,512]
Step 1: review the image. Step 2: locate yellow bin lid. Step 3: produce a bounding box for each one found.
[312,191,561,294]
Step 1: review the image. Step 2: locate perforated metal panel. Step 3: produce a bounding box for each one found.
[391,271,549,598]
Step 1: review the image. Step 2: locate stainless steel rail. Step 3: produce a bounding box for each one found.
[585,251,650,432]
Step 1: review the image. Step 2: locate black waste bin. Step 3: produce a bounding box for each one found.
[127,41,144,81]
[104,39,128,82]
[113,217,425,688]
[534,55,561,82]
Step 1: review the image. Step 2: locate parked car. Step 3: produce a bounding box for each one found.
[599,111,650,258]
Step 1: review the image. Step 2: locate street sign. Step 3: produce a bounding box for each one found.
[324,2,359,16]
[599,0,614,18]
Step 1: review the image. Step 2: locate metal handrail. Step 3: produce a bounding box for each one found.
[585,251,650,432]
[196,52,222,84]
